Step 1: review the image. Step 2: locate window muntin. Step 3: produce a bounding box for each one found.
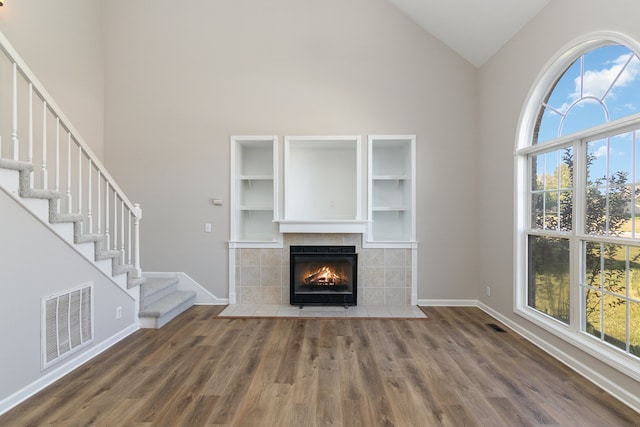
[522,42,640,364]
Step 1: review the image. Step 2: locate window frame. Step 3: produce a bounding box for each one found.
[515,31,640,382]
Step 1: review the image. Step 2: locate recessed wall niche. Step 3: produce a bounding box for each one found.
[284,136,362,221]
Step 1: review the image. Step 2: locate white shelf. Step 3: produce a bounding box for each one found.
[239,176,273,182]
[239,206,273,211]
[366,135,416,245]
[372,206,409,211]
[372,175,409,180]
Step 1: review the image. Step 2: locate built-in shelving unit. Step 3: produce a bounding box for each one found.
[366,135,416,245]
[230,136,280,245]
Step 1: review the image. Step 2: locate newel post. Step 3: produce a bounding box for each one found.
[133,203,142,276]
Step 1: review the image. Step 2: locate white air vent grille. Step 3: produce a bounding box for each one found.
[42,282,94,369]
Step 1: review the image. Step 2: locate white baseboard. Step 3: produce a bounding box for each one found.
[417,298,478,307]
[142,271,229,305]
[477,302,640,414]
[0,323,139,416]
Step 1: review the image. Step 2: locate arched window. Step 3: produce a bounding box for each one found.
[516,34,640,373]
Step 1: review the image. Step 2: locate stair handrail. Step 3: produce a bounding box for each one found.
[0,30,142,275]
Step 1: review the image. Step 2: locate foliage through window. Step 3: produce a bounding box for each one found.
[523,43,640,359]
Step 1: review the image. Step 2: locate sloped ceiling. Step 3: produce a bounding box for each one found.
[387,0,551,67]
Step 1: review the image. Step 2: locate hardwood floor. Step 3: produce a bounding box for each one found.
[1,306,638,426]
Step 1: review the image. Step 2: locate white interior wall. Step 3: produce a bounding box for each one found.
[477,0,640,406]
[0,190,137,410]
[102,0,478,300]
[0,0,105,159]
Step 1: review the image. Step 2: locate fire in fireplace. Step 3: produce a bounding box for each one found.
[290,245,357,307]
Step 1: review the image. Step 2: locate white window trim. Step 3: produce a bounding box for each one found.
[514,31,640,382]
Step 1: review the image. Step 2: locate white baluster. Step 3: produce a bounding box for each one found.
[133,204,142,276]
[55,119,60,213]
[105,184,110,250]
[113,193,118,256]
[87,160,93,233]
[40,101,48,189]
[128,210,132,265]
[77,147,83,234]
[11,63,19,160]
[28,83,33,187]
[66,133,72,213]
[120,201,125,264]
[96,172,101,235]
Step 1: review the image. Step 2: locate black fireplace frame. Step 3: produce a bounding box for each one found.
[290,245,357,307]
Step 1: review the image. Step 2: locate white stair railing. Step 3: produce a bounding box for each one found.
[0,31,142,277]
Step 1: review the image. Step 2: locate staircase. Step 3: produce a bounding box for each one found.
[0,31,194,328]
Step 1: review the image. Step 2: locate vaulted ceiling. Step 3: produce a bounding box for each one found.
[387,0,551,67]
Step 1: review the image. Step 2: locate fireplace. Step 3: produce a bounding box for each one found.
[290,245,357,307]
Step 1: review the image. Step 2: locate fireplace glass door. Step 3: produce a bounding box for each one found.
[290,246,357,306]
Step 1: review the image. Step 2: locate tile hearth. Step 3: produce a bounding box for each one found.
[218,304,427,318]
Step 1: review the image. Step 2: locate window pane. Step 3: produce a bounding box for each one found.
[531,192,544,229]
[610,135,633,180]
[585,185,633,237]
[528,235,570,323]
[602,51,640,122]
[584,241,602,289]
[585,186,607,234]
[631,302,640,357]
[559,191,572,231]
[631,246,640,299]
[585,289,603,339]
[603,244,627,296]
[604,294,627,351]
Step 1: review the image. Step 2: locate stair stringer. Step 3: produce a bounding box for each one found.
[0,159,144,294]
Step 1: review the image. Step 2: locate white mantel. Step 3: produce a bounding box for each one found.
[276,219,369,234]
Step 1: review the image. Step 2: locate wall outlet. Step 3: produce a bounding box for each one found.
[486,286,491,297]
[205,223,212,233]
[116,306,122,319]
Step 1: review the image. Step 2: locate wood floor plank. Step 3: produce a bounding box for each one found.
[1,306,638,426]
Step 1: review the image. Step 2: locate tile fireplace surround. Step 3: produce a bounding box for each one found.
[232,233,413,306]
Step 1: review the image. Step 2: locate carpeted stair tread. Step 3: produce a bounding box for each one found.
[22,188,60,200]
[76,233,103,244]
[139,290,196,318]
[96,249,121,261]
[141,276,180,300]
[128,276,147,288]
[50,212,84,223]
[0,158,33,172]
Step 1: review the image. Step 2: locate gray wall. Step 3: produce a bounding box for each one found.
[477,0,640,405]
[101,0,479,300]
[0,0,105,159]
[0,190,137,405]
